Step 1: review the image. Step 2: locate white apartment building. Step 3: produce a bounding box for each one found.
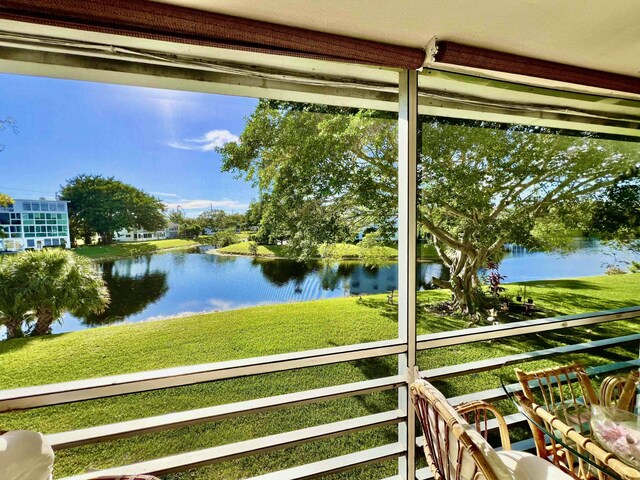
[0,199,71,251]
[115,223,179,242]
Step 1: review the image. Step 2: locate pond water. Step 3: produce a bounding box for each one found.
[49,239,637,333]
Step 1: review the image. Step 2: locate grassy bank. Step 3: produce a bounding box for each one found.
[73,239,199,261]
[73,238,440,263]
[214,241,439,261]
[0,275,638,478]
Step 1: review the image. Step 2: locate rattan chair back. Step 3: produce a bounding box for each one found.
[515,362,598,414]
[410,380,510,480]
[600,370,639,412]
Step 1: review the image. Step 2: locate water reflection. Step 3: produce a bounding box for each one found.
[254,258,318,287]
[81,258,169,327]
[54,240,637,334]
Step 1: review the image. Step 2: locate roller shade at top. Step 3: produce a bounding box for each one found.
[433,41,640,96]
[0,0,427,69]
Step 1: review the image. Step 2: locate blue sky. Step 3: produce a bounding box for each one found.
[0,74,259,216]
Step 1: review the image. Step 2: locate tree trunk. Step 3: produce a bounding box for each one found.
[32,309,55,336]
[100,231,114,245]
[4,317,24,339]
[441,249,488,316]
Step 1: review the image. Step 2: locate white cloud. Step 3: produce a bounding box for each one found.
[167,129,239,152]
[151,191,179,198]
[164,198,249,212]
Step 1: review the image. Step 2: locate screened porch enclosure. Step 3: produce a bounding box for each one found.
[0,2,639,479]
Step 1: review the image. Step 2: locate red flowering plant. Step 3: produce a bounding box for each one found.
[485,260,507,299]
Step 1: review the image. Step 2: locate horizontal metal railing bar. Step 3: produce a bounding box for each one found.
[0,338,406,412]
[446,358,640,406]
[61,409,405,480]
[506,438,537,452]
[416,467,433,480]
[246,443,404,480]
[421,333,640,380]
[46,375,404,450]
[417,306,640,350]
[447,386,512,406]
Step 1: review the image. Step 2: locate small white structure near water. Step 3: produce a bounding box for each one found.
[115,223,179,242]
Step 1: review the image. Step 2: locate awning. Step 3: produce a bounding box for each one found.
[0,0,426,69]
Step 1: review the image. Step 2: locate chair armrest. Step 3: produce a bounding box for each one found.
[455,400,511,451]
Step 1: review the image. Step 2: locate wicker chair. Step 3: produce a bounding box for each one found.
[515,363,640,480]
[410,379,572,480]
[515,363,598,436]
[600,370,639,412]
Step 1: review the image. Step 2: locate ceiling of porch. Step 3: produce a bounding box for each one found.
[152,0,640,79]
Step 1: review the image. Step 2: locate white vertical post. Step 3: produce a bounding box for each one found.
[397,69,418,480]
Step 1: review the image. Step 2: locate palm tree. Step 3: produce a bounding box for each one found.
[10,249,110,336]
[0,255,34,339]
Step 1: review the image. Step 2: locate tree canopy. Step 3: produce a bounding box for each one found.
[418,121,637,313]
[198,209,246,232]
[219,101,395,257]
[60,174,166,244]
[0,193,12,206]
[218,100,639,315]
[587,171,640,252]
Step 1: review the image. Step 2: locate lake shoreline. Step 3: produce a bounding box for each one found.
[208,248,443,263]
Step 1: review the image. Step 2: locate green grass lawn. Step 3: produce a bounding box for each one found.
[215,241,439,261]
[214,241,291,257]
[0,274,638,478]
[74,239,199,261]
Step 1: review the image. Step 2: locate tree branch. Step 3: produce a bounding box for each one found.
[420,215,473,254]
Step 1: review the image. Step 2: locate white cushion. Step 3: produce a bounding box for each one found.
[465,427,513,480]
[0,430,54,480]
[497,450,574,480]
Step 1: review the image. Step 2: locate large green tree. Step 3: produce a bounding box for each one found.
[198,209,247,232]
[60,175,167,244]
[219,101,638,315]
[417,122,636,313]
[0,249,109,337]
[219,101,394,257]
[177,218,202,240]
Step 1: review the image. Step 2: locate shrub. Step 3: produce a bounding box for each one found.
[212,230,238,248]
[0,249,109,338]
[605,264,627,275]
